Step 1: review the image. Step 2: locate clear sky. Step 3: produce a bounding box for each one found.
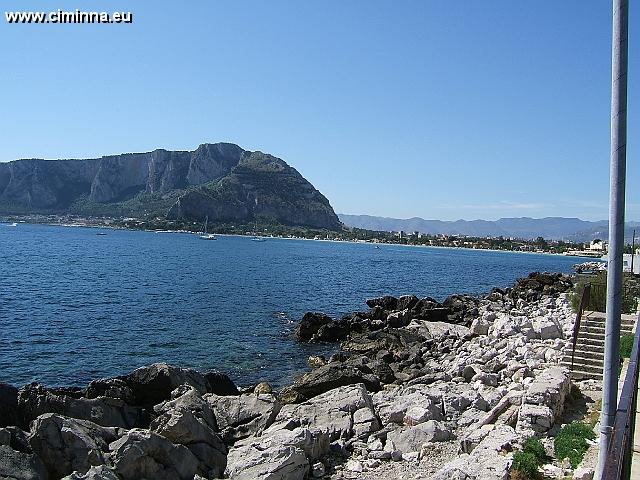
[0,1,637,221]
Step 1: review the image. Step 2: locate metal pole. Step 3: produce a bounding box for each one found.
[598,0,629,477]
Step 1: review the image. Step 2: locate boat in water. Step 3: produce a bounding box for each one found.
[251,236,266,242]
[2,222,18,227]
[199,216,217,240]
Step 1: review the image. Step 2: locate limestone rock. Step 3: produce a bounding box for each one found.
[17,384,149,430]
[29,413,120,479]
[274,384,378,442]
[225,443,309,480]
[109,429,199,480]
[386,421,452,454]
[373,384,442,427]
[150,399,226,479]
[206,392,281,442]
[61,465,119,480]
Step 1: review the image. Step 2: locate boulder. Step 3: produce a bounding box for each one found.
[523,366,570,419]
[386,309,411,328]
[533,317,562,340]
[0,383,18,428]
[470,318,489,336]
[279,364,380,404]
[294,313,333,342]
[205,392,281,442]
[225,443,308,480]
[236,426,330,463]
[386,420,452,454]
[29,413,120,479]
[254,382,273,395]
[0,445,49,480]
[150,403,226,478]
[17,384,149,430]
[397,295,419,312]
[109,429,199,480]
[366,296,398,311]
[433,425,518,480]
[86,364,238,411]
[61,465,119,480]
[516,404,554,434]
[274,384,378,442]
[373,385,442,427]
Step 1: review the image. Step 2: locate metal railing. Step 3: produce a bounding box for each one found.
[571,283,591,369]
[601,312,640,479]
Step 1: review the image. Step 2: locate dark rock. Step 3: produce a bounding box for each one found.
[314,321,351,342]
[0,445,48,480]
[365,296,398,311]
[366,361,396,384]
[397,295,419,312]
[1,427,31,454]
[294,312,333,342]
[341,329,426,357]
[279,364,381,404]
[203,370,239,396]
[0,383,18,428]
[87,363,238,412]
[17,383,149,430]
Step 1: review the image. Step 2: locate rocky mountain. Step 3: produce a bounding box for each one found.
[339,214,640,242]
[0,143,341,229]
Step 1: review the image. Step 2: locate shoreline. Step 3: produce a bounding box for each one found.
[0,272,601,480]
[1,218,599,260]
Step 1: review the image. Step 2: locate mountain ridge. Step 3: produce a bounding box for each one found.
[0,143,341,229]
[339,213,640,242]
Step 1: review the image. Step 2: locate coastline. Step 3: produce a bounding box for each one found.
[0,272,601,480]
[1,218,599,260]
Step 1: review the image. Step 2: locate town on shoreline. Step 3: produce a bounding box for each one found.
[0,214,610,258]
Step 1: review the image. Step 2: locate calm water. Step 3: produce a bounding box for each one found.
[0,223,580,388]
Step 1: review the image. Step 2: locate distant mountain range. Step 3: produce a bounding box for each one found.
[339,214,640,243]
[0,143,341,229]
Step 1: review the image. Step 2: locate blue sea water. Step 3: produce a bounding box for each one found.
[0,223,581,388]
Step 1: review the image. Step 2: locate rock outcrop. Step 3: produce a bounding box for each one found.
[0,273,586,480]
[0,144,342,230]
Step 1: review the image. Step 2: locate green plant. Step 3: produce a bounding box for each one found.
[554,422,596,468]
[511,451,541,479]
[621,334,635,358]
[522,437,546,463]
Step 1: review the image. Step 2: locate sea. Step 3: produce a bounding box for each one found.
[0,223,581,388]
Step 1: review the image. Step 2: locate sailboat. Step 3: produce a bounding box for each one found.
[199,216,217,240]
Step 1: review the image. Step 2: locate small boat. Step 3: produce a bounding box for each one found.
[251,236,266,242]
[199,216,217,240]
[2,222,18,227]
[96,232,107,236]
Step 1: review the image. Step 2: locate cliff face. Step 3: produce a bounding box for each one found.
[0,143,341,229]
[167,151,341,229]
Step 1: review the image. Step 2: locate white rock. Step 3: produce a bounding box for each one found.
[345,459,363,472]
[573,466,595,480]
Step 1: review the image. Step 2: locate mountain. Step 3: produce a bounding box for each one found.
[0,143,341,229]
[339,214,640,242]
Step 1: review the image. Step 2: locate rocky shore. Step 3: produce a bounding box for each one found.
[0,272,598,480]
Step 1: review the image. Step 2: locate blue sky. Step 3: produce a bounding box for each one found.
[0,1,637,221]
